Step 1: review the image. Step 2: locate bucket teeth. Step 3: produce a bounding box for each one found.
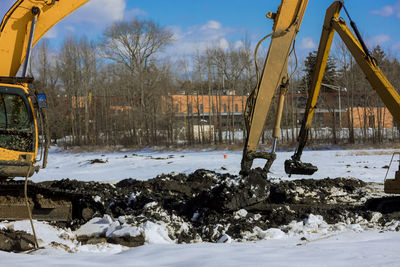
[284,159,318,175]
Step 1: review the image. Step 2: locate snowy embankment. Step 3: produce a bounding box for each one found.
[31,147,399,183]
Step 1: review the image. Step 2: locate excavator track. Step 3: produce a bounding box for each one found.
[0,180,94,222]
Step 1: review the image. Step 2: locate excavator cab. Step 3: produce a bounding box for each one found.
[0,0,80,179]
[0,89,35,152]
[0,77,49,178]
[0,78,48,178]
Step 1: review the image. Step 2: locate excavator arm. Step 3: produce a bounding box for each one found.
[285,2,400,193]
[241,0,309,174]
[0,0,89,77]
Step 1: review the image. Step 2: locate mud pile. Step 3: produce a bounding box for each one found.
[2,169,399,252]
[35,169,398,245]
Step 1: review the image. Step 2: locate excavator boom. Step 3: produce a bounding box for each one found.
[0,0,89,77]
[241,0,309,173]
[284,2,400,193]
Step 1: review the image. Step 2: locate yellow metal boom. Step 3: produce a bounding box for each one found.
[241,0,309,173]
[0,0,89,77]
[285,1,400,192]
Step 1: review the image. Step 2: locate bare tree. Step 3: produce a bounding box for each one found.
[100,18,174,145]
[33,40,64,144]
[57,36,97,145]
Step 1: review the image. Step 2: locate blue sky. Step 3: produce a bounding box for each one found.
[1,0,400,58]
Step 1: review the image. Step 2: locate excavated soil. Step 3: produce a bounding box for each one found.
[0,230,36,252]
[2,169,400,252]
[45,169,400,238]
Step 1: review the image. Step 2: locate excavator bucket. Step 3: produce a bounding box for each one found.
[384,171,400,194]
[284,159,318,176]
[383,153,400,194]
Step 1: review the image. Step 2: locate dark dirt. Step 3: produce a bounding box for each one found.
[39,169,399,241]
[2,168,400,250]
[77,234,145,248]
[0,229,36,252]
[89,159,108,164]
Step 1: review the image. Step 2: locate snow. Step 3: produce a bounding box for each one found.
[75,216,113,237]
[143,221,174,244]
[233,209,248,219]
[2,147,400,266]
[27,147,399,183]
[1,229,400,266]
[1,213,400,266]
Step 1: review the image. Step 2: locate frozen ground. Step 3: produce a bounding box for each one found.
[1,215,400,267]
[3,147,400,266]
[31,147,399,183]
[1,230,399,267]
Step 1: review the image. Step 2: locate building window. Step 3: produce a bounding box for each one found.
[200,104,204,114]
[235,104,238,113]
[223,104,227,113]
[212,104,215,113]
[175,104,179,113]
[188,104,192,114]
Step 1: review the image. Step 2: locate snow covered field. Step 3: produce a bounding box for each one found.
[31,147,399,183]
[3,148,400,266]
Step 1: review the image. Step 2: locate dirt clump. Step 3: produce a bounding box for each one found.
[0,229,36,252]
[77,234,145,248]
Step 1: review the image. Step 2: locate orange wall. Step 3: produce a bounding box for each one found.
[351,107,395,128]
[162,95,248,114]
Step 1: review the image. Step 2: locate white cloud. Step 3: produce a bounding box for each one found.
[166,20,237,57]
[218,38,229,50]
[201,20,222,30]
[1,0,128,28]
[43,25,76,39]
[234,40,244,49]
[367,34,391,48]
[64,26,76,33]
[124,8,148,20]
[66,0,126,26]
[371,1,400,18]
[371,5,394,17]
[43,27,58,39]
[299,37,316,50]
[39,0,126,40]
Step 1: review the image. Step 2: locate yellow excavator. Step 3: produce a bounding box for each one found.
[0,0,89,178]
[241,1,400,194]
[0,0,89,221]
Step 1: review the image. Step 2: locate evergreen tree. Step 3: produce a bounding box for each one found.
[371,45,386,65]
[302,50,338,92]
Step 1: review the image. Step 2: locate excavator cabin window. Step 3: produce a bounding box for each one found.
[0,93,34,152]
